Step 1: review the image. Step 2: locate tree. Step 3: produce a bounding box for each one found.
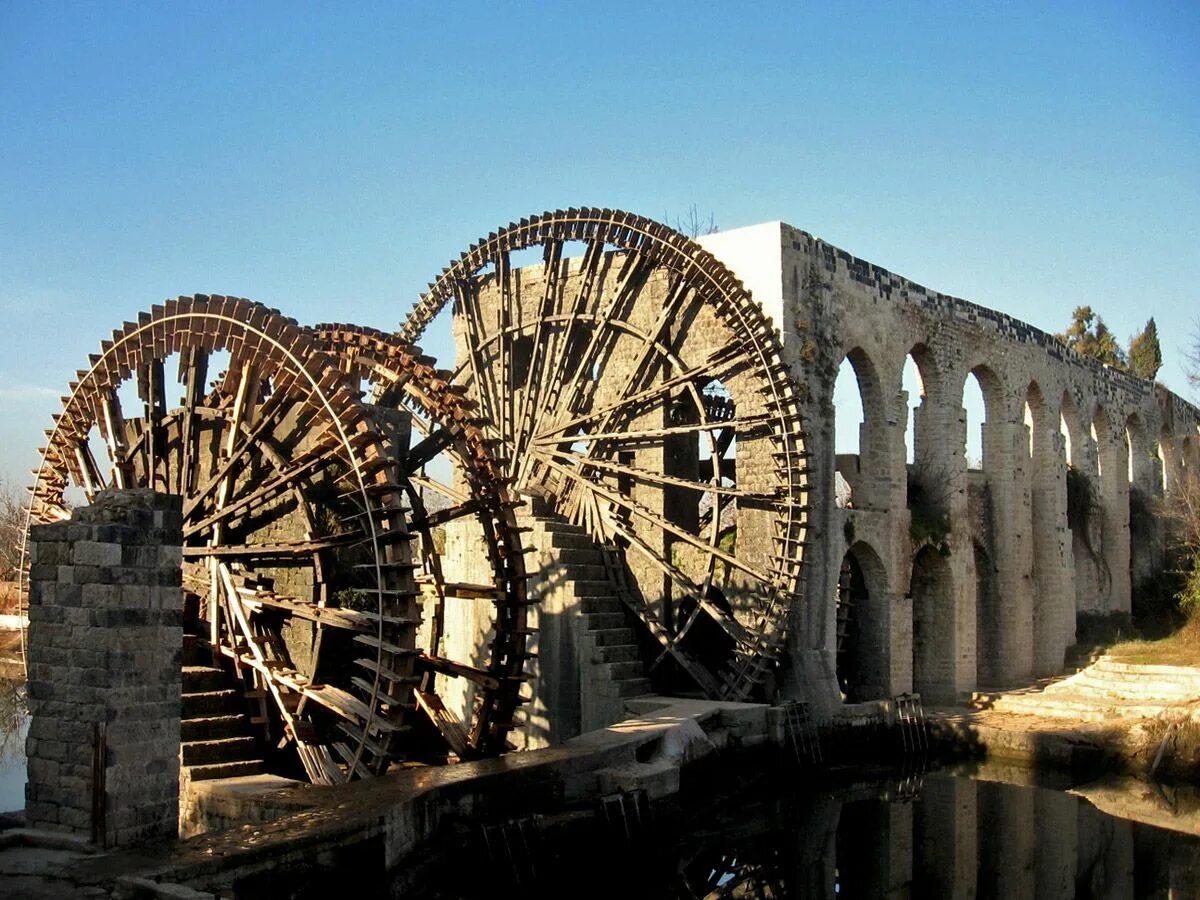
[666,204,718,239]
[0,486,21,584]
[1168,328,1200,619]
[0,478,23,583]
[1186,321,1200,400]
[1127,317,1162,381]
[1057,306,1126,369]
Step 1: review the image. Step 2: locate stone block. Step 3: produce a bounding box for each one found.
[74,540,123,567]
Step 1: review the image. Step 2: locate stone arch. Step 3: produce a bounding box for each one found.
[903,342,939,466]
[835,540,890,702]
[1159,424,1177,494]
[1127,412,1163,613]
[833,346,886,510]
[911,544,955,702]
[1126,413,1153,486]
[1023,381,1048,458]
[962,363,1003,471]
[1183,434,1199,473]
[1060,390,1083,468]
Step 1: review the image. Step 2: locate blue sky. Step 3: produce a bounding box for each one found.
[1,1,1197,483]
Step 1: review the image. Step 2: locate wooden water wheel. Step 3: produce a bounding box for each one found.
[311,322,530,758]
[399,208,808,700]
[22,296,526,782]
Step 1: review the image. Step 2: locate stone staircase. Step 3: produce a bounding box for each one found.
[971,655,1200,723]
[181,633,266,780]
[534,518,653,701]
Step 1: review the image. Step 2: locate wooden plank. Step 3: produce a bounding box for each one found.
[414,689,469,757]
[419,654,501,691]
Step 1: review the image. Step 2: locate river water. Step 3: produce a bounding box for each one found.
[2,663,1198,898]
[0,642,26,815]
[398,761,1200,899]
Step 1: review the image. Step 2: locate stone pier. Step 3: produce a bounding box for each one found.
[24,489,183,847]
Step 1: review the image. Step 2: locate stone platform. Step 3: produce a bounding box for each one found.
[0,696,767,898]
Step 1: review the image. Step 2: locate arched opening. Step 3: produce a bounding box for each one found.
[1156,427,1176,496]
[902,346,932,466]
[911,545,955,702]
[1059,391,1081,470]
[833,348,882,509]
[1127,413,1164,617]
[835,542,890,702]
[962,366,1000,472]
[974,542,1002,686]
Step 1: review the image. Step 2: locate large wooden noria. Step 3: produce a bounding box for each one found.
[21,209,809,782]
[401,209,809,702]
[23,298,530,784]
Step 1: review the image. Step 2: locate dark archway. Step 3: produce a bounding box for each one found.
[911,545,955,702]
[835,541,890,702]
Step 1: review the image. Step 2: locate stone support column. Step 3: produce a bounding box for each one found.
[25,489,183,847]
[982,414,1034,685]
[913,394,974,700]
[1032,423,1072,675]
[1097,424,1132,614]
[915,775,976,899]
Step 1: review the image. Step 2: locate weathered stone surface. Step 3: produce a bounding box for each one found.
[697,224,1200,712]
[25,489,183,847]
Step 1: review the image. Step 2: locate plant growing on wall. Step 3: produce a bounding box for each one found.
[1157,468,1200,618]
[907,453,952,556]
[1066,465,1111,589]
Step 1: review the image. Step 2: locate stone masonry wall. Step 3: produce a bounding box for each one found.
[701,223,1200,711]
[25,489,183,846]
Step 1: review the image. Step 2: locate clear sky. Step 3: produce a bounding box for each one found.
[1,1,1197,484]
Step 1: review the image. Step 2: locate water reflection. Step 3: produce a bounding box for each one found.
[405,765,1200,899]
[0,631,28,813]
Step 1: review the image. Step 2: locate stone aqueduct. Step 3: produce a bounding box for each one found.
[699,221,1200,710]
[22,209,1200,791]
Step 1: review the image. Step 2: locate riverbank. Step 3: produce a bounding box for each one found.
[926,653,1200,783]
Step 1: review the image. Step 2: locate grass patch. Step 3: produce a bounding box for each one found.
[1107,614,1200,667]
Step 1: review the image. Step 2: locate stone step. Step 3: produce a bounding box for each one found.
[182,689,244,718]
[181,736,260,767]
[541,530,599,550]
[579,596,623,615]
[1092,656,1200,678]
[528,562,605,581]
[1048,671,1200,701]
[568,580,615,599]
[181,665,228,693]
[611,678,653,698]
[588,627,635,647]
[598,660,646,681]
[581,612,627,631]
[181,715,249,742]
[181,633,210,667]
[548,547,603,567]
[991,692,1193,722]
[185,759,265,781]
[593,644,640,664]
